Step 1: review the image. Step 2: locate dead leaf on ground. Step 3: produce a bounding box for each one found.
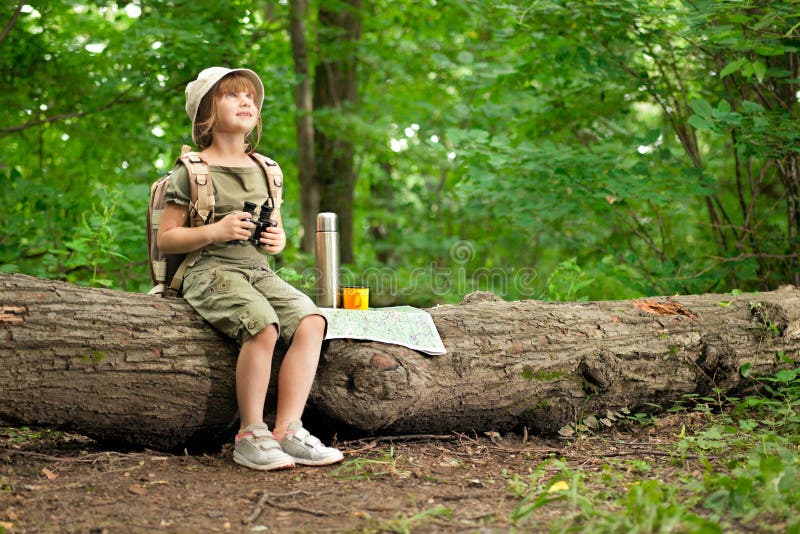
[633,300,698,319]
[483,431,502,443]
[127,484,147,495]
[558,425,575,437]
[41,467,59,480]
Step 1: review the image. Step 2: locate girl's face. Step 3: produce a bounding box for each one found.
[214,89,258,136]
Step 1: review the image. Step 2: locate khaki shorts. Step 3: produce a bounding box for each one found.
[182,263,323,345]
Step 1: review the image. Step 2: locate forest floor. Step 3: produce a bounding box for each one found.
[0,412,753,533]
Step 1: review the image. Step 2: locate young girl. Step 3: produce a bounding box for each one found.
[158,67,343,471]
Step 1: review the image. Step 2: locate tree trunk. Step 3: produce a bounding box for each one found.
[2,273,799,450]
[313,0,361,264]
[0,273,240,450]
[288,0,320,255]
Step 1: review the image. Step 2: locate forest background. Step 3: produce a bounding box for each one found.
[2,3,800,531]
[1,0,799,306]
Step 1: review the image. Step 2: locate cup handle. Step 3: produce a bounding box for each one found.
[353,293,362,309]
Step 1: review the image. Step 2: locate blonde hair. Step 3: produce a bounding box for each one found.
[194,73,262,153]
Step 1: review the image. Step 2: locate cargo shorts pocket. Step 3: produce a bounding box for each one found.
[190,268,233,296]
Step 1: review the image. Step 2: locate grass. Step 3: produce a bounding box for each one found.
[503,353,800,533]
[329,446,410,480]
[355,506,454,534]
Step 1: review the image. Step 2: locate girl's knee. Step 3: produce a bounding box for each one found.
[298,314,326,335]
[247,323,279,348]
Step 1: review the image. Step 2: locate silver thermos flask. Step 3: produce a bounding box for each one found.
[315,212,340,308]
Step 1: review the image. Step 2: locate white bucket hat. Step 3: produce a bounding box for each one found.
[185,67,265,143]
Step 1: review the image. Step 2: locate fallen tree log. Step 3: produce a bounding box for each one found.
[1,273,799,450]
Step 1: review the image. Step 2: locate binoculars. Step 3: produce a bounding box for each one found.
[243,200,277,247]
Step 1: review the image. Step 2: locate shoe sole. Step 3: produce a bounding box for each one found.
[233,451,295,471]
[291,453,345,467]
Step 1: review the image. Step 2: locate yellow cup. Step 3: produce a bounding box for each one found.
[342,286,369,310]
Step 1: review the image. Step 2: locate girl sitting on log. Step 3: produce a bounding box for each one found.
[157,67,343,471]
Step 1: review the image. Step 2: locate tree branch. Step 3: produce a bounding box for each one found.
[0,85,137,137]
[0,1,24,48]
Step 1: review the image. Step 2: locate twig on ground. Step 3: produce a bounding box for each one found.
[243,490,321,524]
[485,443,562,455]
[0,448,174,464]
[343,440,378,454]
[346,434,456,445]
[592,450,701,460]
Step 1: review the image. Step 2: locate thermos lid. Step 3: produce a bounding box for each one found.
[316,212,338,232]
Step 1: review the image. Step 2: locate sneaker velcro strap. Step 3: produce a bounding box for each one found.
[292,427,322,448]
[251,428,270,438]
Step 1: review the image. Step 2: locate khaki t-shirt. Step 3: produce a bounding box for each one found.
[165,163,276,266]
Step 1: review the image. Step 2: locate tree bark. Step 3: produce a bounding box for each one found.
[2,273,799,450]
[313,0,361,264]
[0,273,240,450]
[288,0,320,255]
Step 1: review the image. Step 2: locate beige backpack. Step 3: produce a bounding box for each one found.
[147,146,284,297]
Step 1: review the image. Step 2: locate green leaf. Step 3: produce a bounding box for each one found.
[739,362,752,378]
[688,114,712,131]
[689,98,714,116]
[752,60,767,82]
[720,58,747,78]
[775,369,798,383]
[741,100,765,113]
[717,99,731,113]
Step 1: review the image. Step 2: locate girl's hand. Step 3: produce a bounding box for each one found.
[214,211,254,243]
[258,226,286,254]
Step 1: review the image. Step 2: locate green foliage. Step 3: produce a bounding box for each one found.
[736,353,800,435]
[2,1,799,303]
[544,257,595,302]
[330,447,405,480]
[509,459,721,533]
[703,444,800,521]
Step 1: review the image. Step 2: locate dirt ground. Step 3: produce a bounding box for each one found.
[0,420,689,533]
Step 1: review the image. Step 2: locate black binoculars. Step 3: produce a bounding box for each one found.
[243,200,277,247]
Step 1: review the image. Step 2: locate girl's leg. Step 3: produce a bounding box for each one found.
[273,314,326,436]
[236,323,279,430]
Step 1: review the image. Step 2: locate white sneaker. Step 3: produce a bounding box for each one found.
[279,421,344,466]
[233,422,295,471]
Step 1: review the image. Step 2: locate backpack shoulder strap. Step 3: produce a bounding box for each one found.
[168,249,202,294]
[177,151,214,227]
[249,153,284,210]
[164,149,213,295]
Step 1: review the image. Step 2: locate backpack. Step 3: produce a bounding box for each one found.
[147,145,284,297]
